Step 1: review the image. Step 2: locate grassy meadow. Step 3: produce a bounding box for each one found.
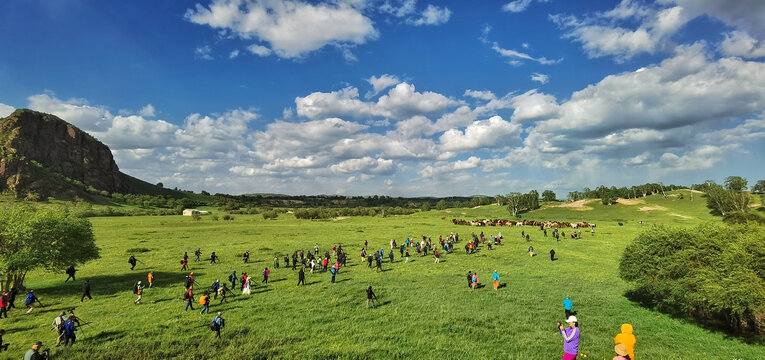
[1,190,763,359]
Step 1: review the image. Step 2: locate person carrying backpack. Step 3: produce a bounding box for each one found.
[211,312,224,338]
[229,271,237,290]
[134,281,144,305]
[262,268,270,284]
[184,288,195,311]
[365,286,377,309]
[199,292,210,314]
[128,255,137,270]
[0,291,8,319]
[63,318,77,346]
[24,290,41,314]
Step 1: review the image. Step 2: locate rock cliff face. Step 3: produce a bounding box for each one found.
[0,109,126,197]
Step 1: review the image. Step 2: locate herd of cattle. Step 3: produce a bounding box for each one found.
[451,218,596,229]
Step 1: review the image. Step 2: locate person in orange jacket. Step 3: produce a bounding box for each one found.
[148,272,154,288]
[614,323,636,360]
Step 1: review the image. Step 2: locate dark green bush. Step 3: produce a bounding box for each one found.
[620,224,765,337]
[723,212,765,226]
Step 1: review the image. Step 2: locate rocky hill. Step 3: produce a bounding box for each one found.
[0,109,170,199]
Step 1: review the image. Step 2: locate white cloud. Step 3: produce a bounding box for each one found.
[510,90,559,123]
[531,73,549,84]
[139,104,156,118]
[622,152,650,167]
[330,157,395,175]
[379,0,417,18]
[408,4,451,26]
[27,93,113,131]
[673,0,765,38]
[97,115,177,150]
[0,103,15,118]
[464,90,496,101]
[297,82,455,120]
[719,31,765,59]
[195,45,214,60]
[659,145,730,171]
[229,49,240,58]
[439,116,521,152]
[491,42,562,65]
[366,74,400,99]
[503,0,532,13]
[186,0,377,59]
[247,44,272,57]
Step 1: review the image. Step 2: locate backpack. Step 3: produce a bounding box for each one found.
[24,294,34,305]
[184,291,191,301]
[133,284,138,294]
[199,295,207,305]
[209,318,219,331]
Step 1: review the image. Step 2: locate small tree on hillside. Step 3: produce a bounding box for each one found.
[542,190,556,202]
[524,190,540,210]
[435,199,448,210]
[724,176,748,192]
[0,206,100,291]
[751,180,765,194]
[421,201,431,212]
[506,193,524,217]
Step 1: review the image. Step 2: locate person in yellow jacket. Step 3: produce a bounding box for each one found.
[148,272,154,288]
[199,292,210,314]
[614,323,636,359]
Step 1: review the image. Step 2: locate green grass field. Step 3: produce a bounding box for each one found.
[1,190,763,359]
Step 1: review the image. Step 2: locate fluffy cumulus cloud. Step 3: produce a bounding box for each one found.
[0,102,15,118]
[439,116,521,152]
[366,74,400,98]
[530,73,549,84]
[380,0,451,27]
[28,93,114,131]
[185,0,377,58]
[510,90,559,123]
[553,0,765,62]
[296,82,456,120]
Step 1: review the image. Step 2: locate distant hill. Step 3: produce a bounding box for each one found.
[0,109,186,200]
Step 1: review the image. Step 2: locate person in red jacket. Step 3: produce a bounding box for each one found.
[0,291,8,318]
[262,268,270,284]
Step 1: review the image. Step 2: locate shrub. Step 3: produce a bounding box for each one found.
[211,214,220,221]
[620,224,765,336]
[192,213,201,221]
[222,214,235,221]
[24,191,41,202]
[262,210,278,220]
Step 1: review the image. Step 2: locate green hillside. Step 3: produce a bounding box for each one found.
[0,191,762,360]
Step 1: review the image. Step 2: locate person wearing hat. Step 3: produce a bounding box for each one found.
[134,281,144,305]
[557,315,580,360]
[211,311,224,338]
[52,311,68,346]
[24,341,44,360]
[614,323,636,360]
[613,344,631,360]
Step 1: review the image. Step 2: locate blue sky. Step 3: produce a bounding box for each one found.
[1,0,764,196]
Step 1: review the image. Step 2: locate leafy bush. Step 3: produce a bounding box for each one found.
[723,212,765,226]
[620,224,765,336]
[222,214,235,221]
[24,191,41,202]
[211,214,220,221]
[262,210,278,220]
[192,213,201,221]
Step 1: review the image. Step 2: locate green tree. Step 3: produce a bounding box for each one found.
[495,194,507,206]
[506,193,524,217]
[0,206,100,291]
[524,190,540,210]
[421,201,431,212]
[751,180,765,194]
[435,199,448,210]
[541,190,556,202]
[725,176,748,192]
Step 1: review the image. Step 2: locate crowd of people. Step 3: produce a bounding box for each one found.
[1,223,640,359]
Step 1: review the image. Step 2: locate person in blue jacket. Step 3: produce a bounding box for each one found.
[563,297,573,318]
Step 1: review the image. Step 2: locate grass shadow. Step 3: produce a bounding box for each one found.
[34,272,180,299]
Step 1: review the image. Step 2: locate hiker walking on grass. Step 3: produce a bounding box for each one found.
[262,268,270,284]
[134,282,144,305]
[297,267,306,286]
[330,267,337,283]
[128,255,137,270]
[229,271,237,290]
[366,286,377,309]
[65,266,77,282]
[211,311,224,339]
[389,251,394,263]
[405,250,410,263]
[148,272,154,288]
[210,252,218,264]
[181,257,188,271]
[467,271,473,289]
[184,287,195,311]
[558,316,580,360]
[492,270,500,290]
[471,273,479,290]
[434,251,440,264]
[195,248,201,262]
[0,291,8,319]
[81,280,92,302]
[52,312,67,346]
[550,249,556,261]
[563,297,573,319]
[614,324,636,360]
[211,280,220,299]
[243,250,250,264]
[200,292,210,314]
[63,318,77,346]
[24,290,41,314]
